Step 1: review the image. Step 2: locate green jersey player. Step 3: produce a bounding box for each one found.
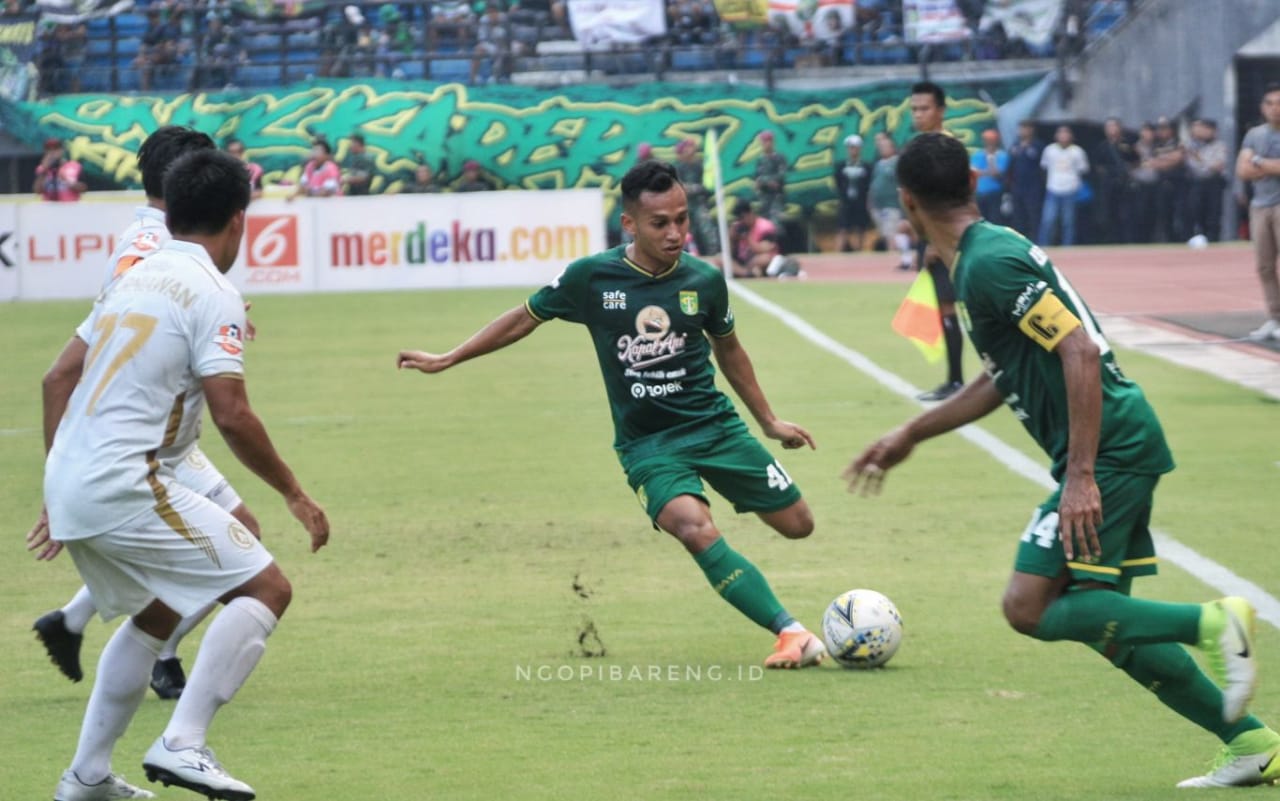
[846,133,1280,788]
[398,160,825,669]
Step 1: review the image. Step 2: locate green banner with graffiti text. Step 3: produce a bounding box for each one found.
[1,75,1042,231]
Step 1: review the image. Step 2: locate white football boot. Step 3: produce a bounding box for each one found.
[54,769,155,800]
[142,738,255,801]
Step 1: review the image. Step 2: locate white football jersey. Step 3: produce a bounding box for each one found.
[76,206,207,464]
[46,240,247,541]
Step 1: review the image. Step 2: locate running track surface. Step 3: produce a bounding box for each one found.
[792,242,1280,364]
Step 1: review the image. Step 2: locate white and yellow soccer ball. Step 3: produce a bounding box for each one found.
[821,589,903,669]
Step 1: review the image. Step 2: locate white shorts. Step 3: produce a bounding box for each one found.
[174,446,243,512]
[65,481,274,620]
[875,208,903,242]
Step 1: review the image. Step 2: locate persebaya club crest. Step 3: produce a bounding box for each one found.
[679,291,698,316]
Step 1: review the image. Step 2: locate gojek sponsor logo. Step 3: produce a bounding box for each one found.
[329,221,590,268]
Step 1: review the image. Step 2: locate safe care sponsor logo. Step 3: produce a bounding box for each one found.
[328,220,590,268]
[244,215,302,285]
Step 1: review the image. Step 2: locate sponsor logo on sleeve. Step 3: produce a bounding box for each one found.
[214,323,243,355]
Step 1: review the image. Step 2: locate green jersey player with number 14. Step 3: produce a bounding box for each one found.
[847,132,1280,788]
[398,160,826,669]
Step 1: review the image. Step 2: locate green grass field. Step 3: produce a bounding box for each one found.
[2,282,1277,800]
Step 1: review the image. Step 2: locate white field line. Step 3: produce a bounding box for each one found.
[729,282,1280,630]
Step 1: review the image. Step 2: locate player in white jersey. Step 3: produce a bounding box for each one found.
[28,127,261,701]
[44,149,329,801]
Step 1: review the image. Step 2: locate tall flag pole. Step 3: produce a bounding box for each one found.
[705,128,735,281]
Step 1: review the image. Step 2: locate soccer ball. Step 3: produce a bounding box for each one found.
[821,589,904,669]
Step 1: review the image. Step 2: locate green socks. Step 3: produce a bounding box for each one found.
[693,537,793,634]
[1102,642,1263,743]
[1032,588,1201,646]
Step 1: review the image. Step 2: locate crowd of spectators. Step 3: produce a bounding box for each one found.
[0,0,1137,96]
[820,113,1234,254]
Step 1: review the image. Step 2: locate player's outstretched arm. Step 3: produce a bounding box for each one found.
[398,304,541,374]
[203,376,330,553]
[1054,327,1103,561]
[709,332,814,450]
[844,373,1003,495]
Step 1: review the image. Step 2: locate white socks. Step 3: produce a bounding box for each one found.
[61,585,98,634]
[70,619,164,783]
[893,233,913,267]
[159,601,217,661]
[162,597,278,750]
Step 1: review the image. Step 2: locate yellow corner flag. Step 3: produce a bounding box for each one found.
[891,269,944,363]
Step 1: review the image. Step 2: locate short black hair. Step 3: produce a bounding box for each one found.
[350,133,366,146]
[1264,82,1280,97]
[312,138,331,154]
[620,160,680,209]
[896,132,971,212]
[163,150,251,236]
[137,126,215,200]
[732,197,754,217]
[911,80,946,109]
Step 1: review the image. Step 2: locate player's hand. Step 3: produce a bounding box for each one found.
[1057,474,1102,561]
[397,350,452,373]
[243,301,256,342]
[286,492,329,553]
[843,427,915,496]
[26,506,63,561]
[762,419,815,450]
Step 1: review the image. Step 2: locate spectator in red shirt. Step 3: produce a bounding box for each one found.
[33,138,86,201]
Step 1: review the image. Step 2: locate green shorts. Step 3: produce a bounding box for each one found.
[1014,472,1160,585]
[622,430,803,523]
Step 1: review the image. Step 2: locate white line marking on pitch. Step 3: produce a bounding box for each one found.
[729,281,1280,630]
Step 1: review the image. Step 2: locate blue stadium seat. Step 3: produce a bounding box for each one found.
[429,58,470,82]
[671,48,715,71]
[239,63,284,87]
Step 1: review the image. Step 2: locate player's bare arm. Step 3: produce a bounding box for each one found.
[844,373,1003,495]
[1053,326,1103,561]
[398,304,541,373]
[27,335,89,561]
[709,331,814,450]
[204,375,330,552]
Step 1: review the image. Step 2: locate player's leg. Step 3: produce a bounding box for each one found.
[695,433,824,668]
[1087,580,1280,787]
[626,448,819,668]
[1007,473,1259,722]
[150,451,262,700]
[34,584,98,682]
[119,485,279,800]
[55,535,183,800]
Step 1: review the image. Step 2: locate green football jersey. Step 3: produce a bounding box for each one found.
[526,246,745,459]
[952,221,1174,481]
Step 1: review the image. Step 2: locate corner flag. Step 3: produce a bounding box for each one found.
[891,270,944,363]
